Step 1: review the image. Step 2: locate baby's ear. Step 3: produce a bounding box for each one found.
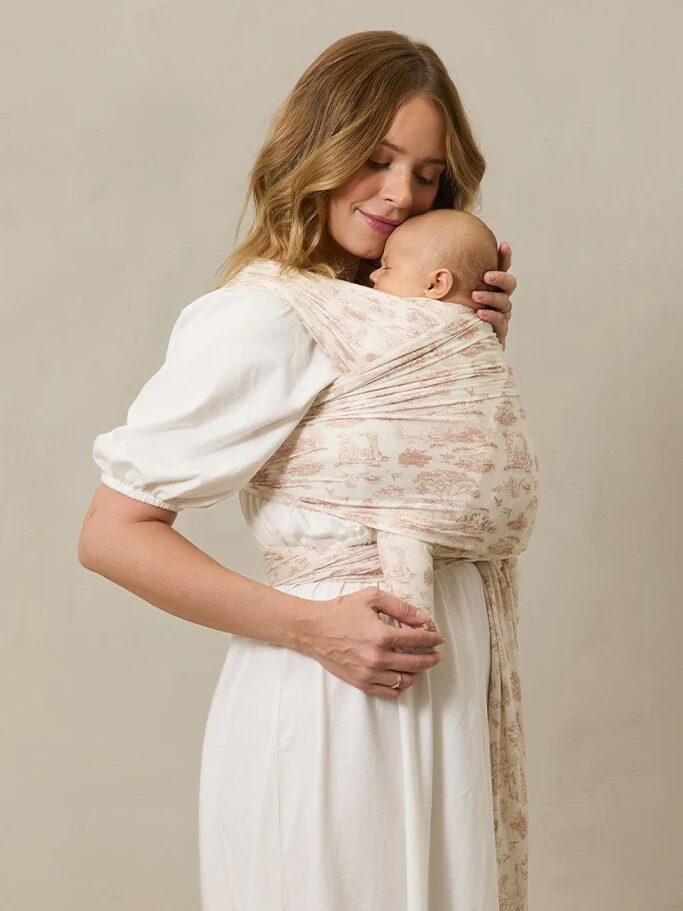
[430,267,454,298]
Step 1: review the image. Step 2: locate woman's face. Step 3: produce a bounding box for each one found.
[326,92,447,275]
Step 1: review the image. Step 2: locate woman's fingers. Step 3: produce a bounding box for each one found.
[313,587,448,698]
[366,682,407,699]
[485,269,517,296]
[369,586,439,627]
[497,240,512,273]
[371,611,446,651]
[472,260,516,348]
[473,288,512,314]
[367,650,443,698]
[353,635,443,699]
[379,647,443,674]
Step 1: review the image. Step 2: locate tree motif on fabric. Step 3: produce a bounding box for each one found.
[232,258,540,909]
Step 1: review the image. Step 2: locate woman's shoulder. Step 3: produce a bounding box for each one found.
[166,262,329,361]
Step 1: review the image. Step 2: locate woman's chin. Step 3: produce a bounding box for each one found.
[343,227,386,259]
[344,242,383,261]
[327,234,380,265]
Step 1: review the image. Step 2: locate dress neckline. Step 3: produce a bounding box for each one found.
[248,257,475,320]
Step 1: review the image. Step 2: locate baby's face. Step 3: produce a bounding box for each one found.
[368,211,497,304]
[368,231,432,298]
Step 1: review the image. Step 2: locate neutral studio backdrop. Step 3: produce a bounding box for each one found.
[2,2,681,909]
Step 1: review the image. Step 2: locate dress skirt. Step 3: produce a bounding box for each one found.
[198,546,499,910]
[88,280,502,909]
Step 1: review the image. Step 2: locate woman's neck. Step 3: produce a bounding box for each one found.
[329,248,360,283]
[322,235,363,283]
[352,258,379,287]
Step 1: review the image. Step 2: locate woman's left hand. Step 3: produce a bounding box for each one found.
[471,242,516,349]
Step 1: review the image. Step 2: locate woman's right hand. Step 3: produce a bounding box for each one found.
[299,586,446,699]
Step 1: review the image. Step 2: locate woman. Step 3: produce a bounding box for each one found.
[79,31,520,911]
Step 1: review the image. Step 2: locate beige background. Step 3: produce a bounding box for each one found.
[2,3,681,909]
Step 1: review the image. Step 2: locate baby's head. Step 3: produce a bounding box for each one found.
[368,210,498,307]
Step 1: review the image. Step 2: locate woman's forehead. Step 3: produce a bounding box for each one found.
[382,94,447,158]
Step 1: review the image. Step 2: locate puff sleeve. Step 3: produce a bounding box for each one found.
[91,284,340,511]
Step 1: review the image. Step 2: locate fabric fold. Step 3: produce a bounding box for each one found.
[232,258,540,910]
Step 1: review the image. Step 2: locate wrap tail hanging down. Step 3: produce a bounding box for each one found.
[233,258,537,909]
[375,531,440,654]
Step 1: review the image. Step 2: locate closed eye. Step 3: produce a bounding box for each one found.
[366,159,437,187]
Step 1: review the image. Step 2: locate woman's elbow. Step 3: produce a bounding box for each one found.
[77,482,176,570]
[77,511,105,571]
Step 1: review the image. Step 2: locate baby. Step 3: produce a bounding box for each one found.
[234,217,537,653]
[365,209,525,650]
[367,208,499,315]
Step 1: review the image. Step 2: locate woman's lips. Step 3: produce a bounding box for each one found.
[357,209,399,236]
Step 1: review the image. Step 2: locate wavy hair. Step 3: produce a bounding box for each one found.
[210,30,486,290]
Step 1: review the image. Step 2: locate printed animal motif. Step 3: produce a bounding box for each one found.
[232,258,541,909]
[335,431,388,468]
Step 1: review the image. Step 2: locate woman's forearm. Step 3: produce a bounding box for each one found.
[79,519,316,650]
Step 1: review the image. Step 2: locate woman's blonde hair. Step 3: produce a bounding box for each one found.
[210,30,486,290]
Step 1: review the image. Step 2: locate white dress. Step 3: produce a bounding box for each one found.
[92,282,499,911]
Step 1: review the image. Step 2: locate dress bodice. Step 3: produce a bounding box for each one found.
[239,489,374,550]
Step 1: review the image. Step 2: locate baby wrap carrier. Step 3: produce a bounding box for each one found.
[233,257,540,907]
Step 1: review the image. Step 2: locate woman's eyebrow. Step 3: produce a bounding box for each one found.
[379,139,447,166]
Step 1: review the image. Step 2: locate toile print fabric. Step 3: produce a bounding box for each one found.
[230,257,541,909]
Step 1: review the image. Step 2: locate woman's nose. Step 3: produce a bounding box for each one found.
[381,169,413,209]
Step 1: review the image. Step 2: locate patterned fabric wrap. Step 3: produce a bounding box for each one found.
[233,258,540,909]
